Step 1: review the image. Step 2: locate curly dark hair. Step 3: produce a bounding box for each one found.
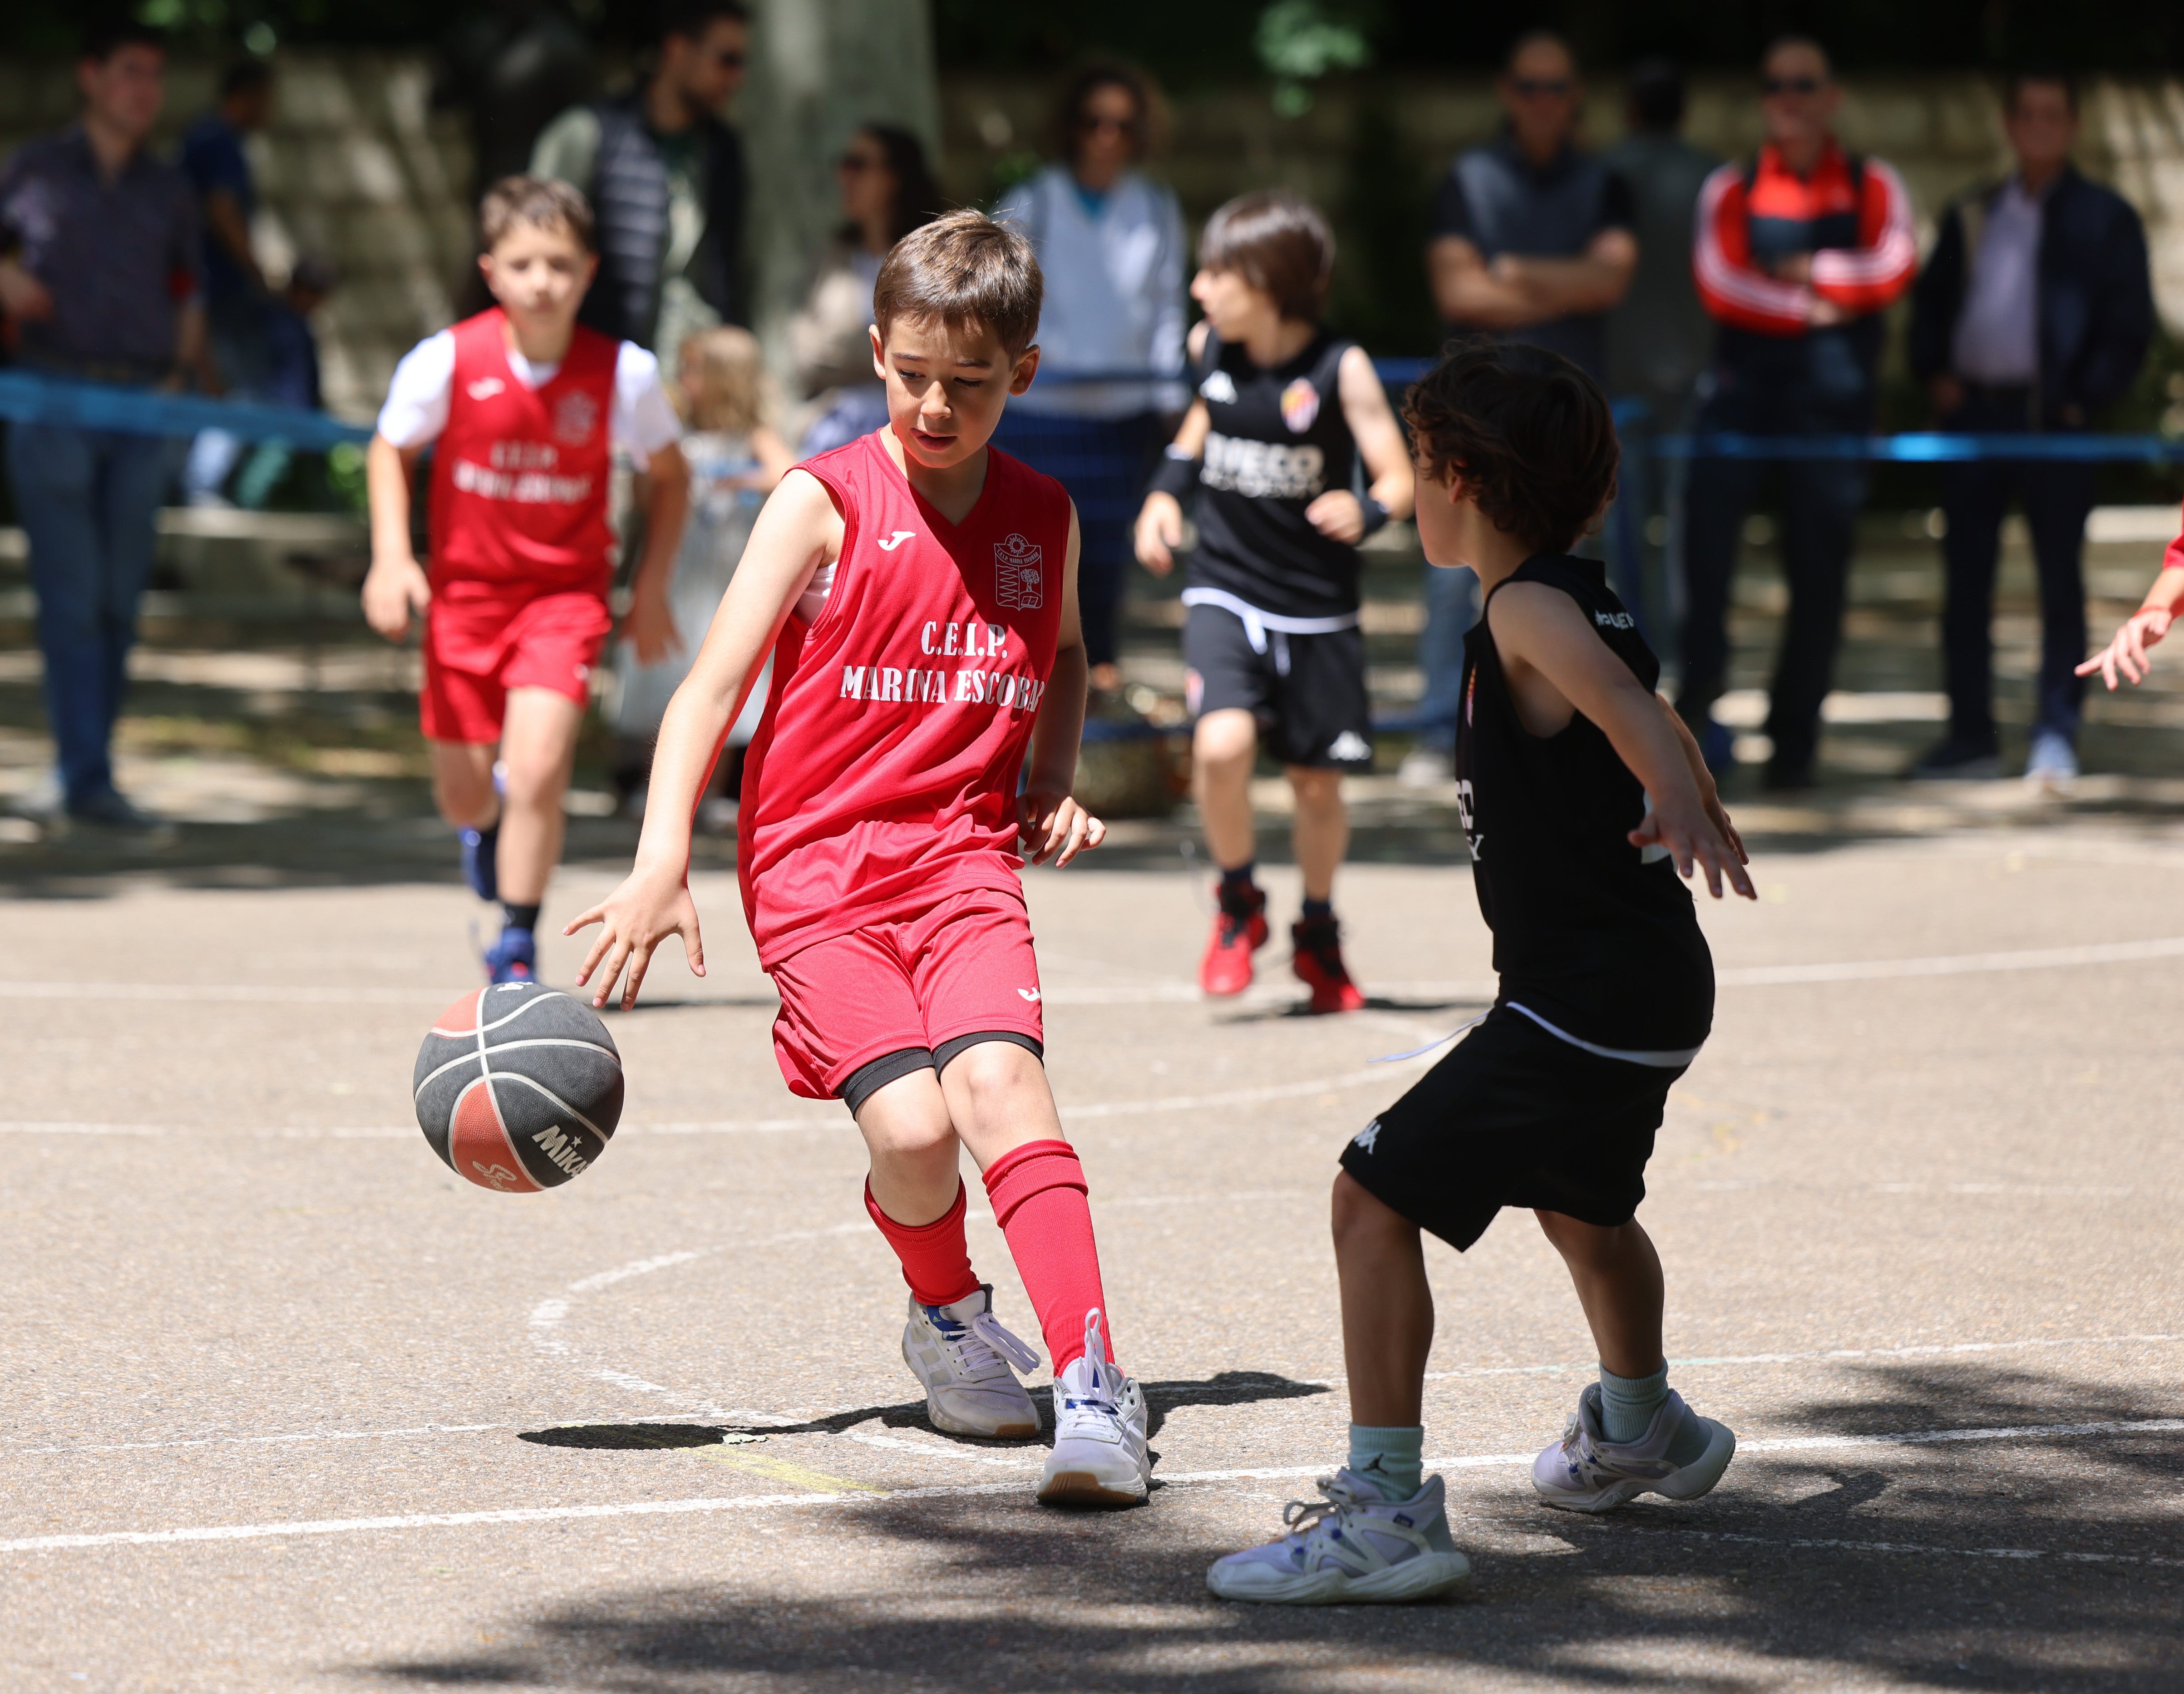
[1402,338,1618,555]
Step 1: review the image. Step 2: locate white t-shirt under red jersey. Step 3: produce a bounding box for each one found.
[377,322,681,457]
[737,431,1075,968]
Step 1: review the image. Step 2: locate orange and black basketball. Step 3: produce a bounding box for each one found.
[414,982,624,1192]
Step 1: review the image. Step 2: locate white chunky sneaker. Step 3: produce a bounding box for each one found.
[1207,1469,1470,1604]
[1532,1383,1736,1513]
[901,1285,1042,1439]
[1037,1310,1149,1507]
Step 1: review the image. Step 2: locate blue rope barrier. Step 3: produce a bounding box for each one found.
[0,369,371,451]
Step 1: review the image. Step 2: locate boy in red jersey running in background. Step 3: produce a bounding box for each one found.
[362,177,689,983]
[571,211,1151,1507]
[1134,193,1414,1012]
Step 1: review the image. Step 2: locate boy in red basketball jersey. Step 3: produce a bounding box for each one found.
[572,212,1151,1507]
[363,177,689,983]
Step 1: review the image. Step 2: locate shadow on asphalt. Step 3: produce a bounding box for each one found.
[373,1362,2182,1693]
[516,1373,1333,1458]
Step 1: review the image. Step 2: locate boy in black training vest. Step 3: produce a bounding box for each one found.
[1208,341,1755,1605]
[1134,192,1414,1012]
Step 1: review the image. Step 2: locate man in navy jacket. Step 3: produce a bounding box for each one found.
[1908,72,2152,783]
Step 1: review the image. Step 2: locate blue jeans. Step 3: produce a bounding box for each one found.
[1416,563,1481,753]
[6,423,169,805]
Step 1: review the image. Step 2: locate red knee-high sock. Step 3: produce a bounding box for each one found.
[864,1180,982,1309]
[981,1139,1114,1373]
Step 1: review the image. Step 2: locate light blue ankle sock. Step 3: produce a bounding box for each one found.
[1346,1424,1424,1500]
[1599,1360,1669,1444]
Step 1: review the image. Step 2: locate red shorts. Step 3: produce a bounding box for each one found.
[769,887,1045,1101]
[421,586,612,744]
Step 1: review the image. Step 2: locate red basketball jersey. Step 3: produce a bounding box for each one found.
[738,431,1073,967]
[427,309,619,597]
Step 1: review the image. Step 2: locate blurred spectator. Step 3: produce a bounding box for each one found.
[222,257,340,510]
[1604,58,1721,648]
[1907,72,2152,785]
[0,20,210,828]
[788,123,945,458]
[996,64,1188,692]
[1405,32,1635,784]
[439,0,595,199]
[531,0,749,374]
[179,58,275,506]
[1427,32,1637,380]
[1682,36,1916,790]
[609,323,792,813]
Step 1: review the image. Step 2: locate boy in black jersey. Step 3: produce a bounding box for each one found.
[1134,193,1414,1012]
[1208,341,1755,1605]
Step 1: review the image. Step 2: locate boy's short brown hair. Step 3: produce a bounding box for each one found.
[1404,338,1619,555]
[478,175,597,255]
[1197,191,1335,323]
[872,209,1043,359]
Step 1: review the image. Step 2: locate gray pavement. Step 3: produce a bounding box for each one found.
[2,823,2181,1691]
[3,529,2182,1690]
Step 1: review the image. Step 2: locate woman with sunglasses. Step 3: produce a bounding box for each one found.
[995,64,1189,693]
[789,125,947,457]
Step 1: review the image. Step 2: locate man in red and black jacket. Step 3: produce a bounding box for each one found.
[1681,37,1916,789]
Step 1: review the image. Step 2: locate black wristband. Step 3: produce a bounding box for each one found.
[1146,447,1200,504]
[1357,492,1391,538]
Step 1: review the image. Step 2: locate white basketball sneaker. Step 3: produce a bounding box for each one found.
[1531,1383,1736,1513]
[1206,1469,1472,1604]
[1037,1310,1149,1507]
[901,1285,1043,1439]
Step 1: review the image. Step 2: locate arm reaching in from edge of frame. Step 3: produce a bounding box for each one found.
[2079,561,2184,690]
[1486,581,1755,900]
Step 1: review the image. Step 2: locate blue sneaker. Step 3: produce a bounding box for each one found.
[483,925,535,984]
[459,821,499,903]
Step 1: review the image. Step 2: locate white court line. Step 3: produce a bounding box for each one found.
[2,1417,2174,1557]
[8,931,2184,1017]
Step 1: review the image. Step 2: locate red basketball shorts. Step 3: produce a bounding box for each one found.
[768,887,1045,1101]
[421,586,612,744]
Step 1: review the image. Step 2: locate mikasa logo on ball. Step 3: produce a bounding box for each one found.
[994,533,1043,610]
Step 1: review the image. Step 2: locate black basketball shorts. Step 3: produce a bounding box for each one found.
[1338,1005,1688,1251]
[1183,601,1374,772]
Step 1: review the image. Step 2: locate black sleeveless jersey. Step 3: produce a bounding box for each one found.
[1187,329,1362,619]
[1455,554,1714,1052]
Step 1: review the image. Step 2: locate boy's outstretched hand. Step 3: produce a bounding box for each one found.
[1018,789,1105,867]
[1630,790,1755,902]
[2078,606,2173,690]
[566,864,705,1010]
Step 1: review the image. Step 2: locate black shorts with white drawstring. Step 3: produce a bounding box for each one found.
[1182,599,1374,771]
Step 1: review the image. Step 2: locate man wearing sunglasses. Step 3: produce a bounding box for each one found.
[1680,35,1915,791]
[1406,30,1636,786]
[531,0,750,374]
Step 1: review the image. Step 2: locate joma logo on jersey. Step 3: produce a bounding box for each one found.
[995,533,1043,610]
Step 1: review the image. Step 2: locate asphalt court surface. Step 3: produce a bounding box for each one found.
[3,825,2182,1691]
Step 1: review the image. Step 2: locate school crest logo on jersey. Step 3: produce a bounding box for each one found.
[994,533,1044,610]
[1280,377,1321,434]
[1200,369,1238,405]
[553,390,600,445]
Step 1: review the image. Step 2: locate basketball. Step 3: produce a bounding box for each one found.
[414,982,624,1193]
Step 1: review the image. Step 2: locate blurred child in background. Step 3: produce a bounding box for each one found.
[609,324,794,816]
